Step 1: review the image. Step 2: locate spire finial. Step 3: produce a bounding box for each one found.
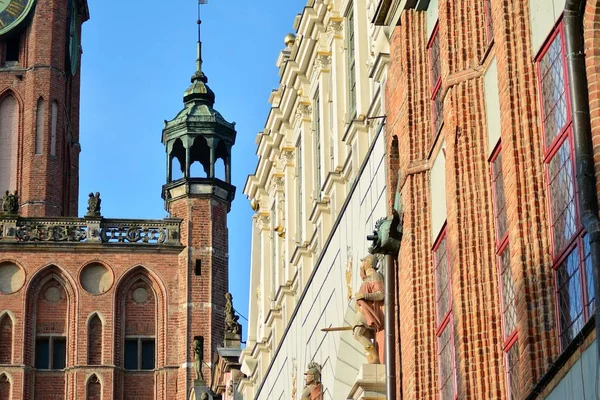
[191,0,208,85]
[196,0,204,73]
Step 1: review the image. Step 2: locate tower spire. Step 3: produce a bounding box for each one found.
[196,0,203,73]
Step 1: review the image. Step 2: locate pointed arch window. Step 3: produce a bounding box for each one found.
[0,95,18,192]
[35,98,46,155]
[0,314,12,364]
[34,279,68,370]
[86,375,101,400]
[0,373,10,400]
[88,315,103,365]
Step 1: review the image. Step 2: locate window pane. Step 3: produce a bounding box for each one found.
[548,137,577,255]
[484,0,494,45]
[429,30,441,89]
[53,338,66,370]
[539,31,568,149]
[556,247,584,349]
[141,340,155,370]
[505,341,520,400]
[492,152,508,240]
[438,322,456,400]
[35,338,50,369]
[124,339,138,370]
[432,87,444,135]
[583,233,595,317]
[500,245,517,337]
[435,236,450,324]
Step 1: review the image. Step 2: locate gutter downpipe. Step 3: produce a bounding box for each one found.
[384,254,397,400]
[564,0,600,360]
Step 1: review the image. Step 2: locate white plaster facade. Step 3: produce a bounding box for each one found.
[241,0,390,398]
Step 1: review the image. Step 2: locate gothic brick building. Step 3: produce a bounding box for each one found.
[375,0,599,399]
[0,1,236,399]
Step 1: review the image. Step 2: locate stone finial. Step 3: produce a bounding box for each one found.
[0,190,19,216]
[86,192,102,217]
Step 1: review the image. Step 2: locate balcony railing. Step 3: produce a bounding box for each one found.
[0,217,181,246]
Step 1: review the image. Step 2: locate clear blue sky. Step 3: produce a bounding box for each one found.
[78,0,306,340]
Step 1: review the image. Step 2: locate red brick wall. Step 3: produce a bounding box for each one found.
[386,1,600,399]
[0,0,84,217]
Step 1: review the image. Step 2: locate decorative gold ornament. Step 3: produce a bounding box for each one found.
[284,33,297,47]
[250,199,260,211]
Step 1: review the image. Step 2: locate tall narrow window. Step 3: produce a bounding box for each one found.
[88,315,103,365]
[50,101,58,156]
[434,227,457,400]
[346,5,357,118]
[122,279,156,371]
[34,279,68,371]
[296,138,303,242]
[0,315,12,364]
[314,90,322,200]
[35,98,46,155]
[428,22,443,138]
[537,21,594,351]
[0,95,18,192]
[483,0,494,46]
[491,146,519,399]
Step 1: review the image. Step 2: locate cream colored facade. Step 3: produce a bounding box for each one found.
[240,0,391,398]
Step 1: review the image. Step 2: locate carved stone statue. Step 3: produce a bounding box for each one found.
[86,192,101,217]
[1,190,19,216]
[353,254,385,364]
[224,292,241,335]
[193,339,204,382]
[300,362,323,400]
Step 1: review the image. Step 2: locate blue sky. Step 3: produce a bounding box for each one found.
[79,0,307,339]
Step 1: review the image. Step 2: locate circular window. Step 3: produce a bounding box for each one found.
[0,262,25,295]
[44,286,62,302]
[132,287,149,304]
[80,263,113,295]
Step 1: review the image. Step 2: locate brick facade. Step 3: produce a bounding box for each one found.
[384,1,599,399]
[0,0,234,399]
[0,0,85,217]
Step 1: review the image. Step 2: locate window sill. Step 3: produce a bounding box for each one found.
[525,318,596,399]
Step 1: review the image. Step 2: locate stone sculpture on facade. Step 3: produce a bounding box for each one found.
[224,292,241,335]
[193,338,204,382]
[86,192,102,217]
[1,190,19,216]
[300,362,323,400]
[353,254,385,364]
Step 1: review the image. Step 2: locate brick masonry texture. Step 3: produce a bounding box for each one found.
[386,1,600,399]
[0,0,233,399]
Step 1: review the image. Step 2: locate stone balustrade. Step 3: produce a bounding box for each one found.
[0,217,181,246]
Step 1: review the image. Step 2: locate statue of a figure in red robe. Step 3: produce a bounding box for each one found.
[353,254,385,364]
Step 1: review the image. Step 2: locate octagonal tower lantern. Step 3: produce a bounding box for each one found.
[161,30,236,207]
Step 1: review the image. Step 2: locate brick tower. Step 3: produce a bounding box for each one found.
[0,0,88,217]
[161,28,236,398]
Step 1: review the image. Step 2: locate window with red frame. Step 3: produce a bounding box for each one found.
[537,21,595,351]
[490,147,519,399]
[434,228,457,400]
[428,22,443,138]
[483,0,494,46]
